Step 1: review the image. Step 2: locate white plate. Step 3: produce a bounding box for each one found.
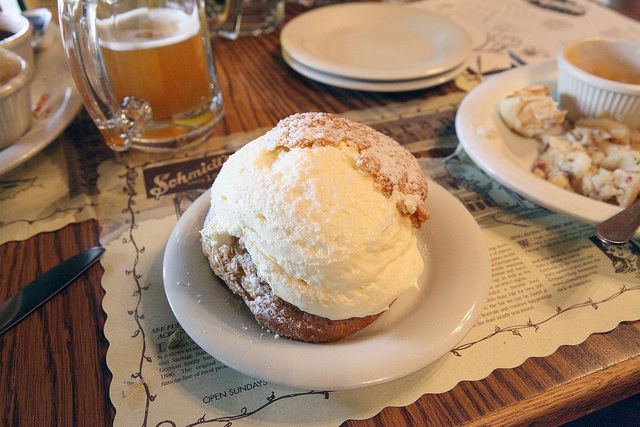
[163,180,491,390]
[0,25,82,176]
[456,60,629,227]
[280,3,471,82]
[283,48,467,92]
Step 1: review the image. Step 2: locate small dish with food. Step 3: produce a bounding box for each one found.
[0,47,31,148]
[0,13,34,80]
[456,60,640,229]
[557,37,640,127]
[499,84,640,208]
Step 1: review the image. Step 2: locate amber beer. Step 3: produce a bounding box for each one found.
[97,8,216,148]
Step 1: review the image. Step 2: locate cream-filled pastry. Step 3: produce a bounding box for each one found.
[201,112,428,342]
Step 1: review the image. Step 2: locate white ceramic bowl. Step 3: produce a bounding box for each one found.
[0,13,34,81]
[0,47,31,148]
[557,37,640,127]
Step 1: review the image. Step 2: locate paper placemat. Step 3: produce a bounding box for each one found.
[0,111,110,244]
[1,1,639,424]
[0,137,98,243]
[414,0,640,74]
[99,93,640,426]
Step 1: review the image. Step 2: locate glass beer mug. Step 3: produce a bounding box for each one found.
[206,0,284,39]
[59,0,226,152]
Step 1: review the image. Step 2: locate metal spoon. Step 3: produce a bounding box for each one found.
[595,199,640,244]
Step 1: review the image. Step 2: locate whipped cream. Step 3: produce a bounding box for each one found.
[201,134,424,320]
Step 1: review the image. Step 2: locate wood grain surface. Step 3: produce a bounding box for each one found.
[1,2,639,426]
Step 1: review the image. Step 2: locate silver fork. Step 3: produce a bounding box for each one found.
[595,200,640,244]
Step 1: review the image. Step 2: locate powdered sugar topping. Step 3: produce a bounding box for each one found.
[264,112,429,227]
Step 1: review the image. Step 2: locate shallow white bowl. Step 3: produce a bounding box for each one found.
[557,37,640,127]
[0,47,31,148]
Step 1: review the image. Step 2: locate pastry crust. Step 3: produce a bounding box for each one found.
[201,230,382,343]
[264,112,429,228]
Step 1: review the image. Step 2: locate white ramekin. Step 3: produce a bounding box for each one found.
[556,37,640,127]
[0,13,34,81]
[0,47,31,148]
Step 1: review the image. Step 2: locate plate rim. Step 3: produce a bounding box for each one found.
[280,3,471,82]
[282,47,467,92]
[163,179,491,390]
[455,60,626,227]
[0,24,82,176]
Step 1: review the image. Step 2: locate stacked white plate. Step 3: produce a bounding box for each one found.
[280,3,472,92]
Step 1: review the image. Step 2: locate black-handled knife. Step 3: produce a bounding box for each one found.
[0,246,105,336]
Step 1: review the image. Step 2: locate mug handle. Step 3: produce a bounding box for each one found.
[206,0,245,40]
[58,0,151,151]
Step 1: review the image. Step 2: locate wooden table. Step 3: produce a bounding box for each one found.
[1,2,639,426]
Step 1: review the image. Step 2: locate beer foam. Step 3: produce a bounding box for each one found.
[97,7,200,51]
